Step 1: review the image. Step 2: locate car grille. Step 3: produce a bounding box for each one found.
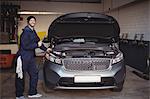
[62,58,111,71]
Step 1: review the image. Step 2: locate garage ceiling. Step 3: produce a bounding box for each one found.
[48,0,101,3]
[13,0,102,3]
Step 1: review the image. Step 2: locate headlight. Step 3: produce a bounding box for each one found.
[45,52,62,64]
[112,52,123,64]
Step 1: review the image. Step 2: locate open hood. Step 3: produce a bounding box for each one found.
[48,12,120,42]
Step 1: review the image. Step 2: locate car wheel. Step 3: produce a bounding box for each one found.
[43,66,55,93]
[111,81,124,92]
[42,82,55,93]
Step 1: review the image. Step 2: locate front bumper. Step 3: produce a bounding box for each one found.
[43,59,126,89]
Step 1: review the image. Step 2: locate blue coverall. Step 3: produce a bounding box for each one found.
[15,26,47,97]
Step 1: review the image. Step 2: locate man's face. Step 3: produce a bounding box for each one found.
[28,18,36,27]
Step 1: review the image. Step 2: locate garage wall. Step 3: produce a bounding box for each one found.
[3,1,103,13]
[105,0,149,73]
[1,0,149,54]
[148,0,150,35]
[1,0,103,54]
[18,15,60,37]
[14,1,103,36]
[19,1,103,13]
[112,0,137,8]
[105,0,149,41]
[3,0,103,35]
[6,0,149,41]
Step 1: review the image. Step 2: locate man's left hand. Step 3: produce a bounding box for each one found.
[46,48,52,53]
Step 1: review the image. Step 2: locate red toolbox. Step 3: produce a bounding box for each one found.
[0,54,16,68]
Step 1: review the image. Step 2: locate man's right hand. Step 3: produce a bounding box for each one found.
[46,48,52,53]
[38,41,42,47]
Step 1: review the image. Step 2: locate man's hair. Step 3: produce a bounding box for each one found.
[27,16,36,23]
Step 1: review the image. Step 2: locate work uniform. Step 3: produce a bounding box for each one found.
[15,26,47,97]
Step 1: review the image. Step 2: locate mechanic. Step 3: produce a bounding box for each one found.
[15,16,51,99]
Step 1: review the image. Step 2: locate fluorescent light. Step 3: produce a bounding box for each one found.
[18,11,64,15]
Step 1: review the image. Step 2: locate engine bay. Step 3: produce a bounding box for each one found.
[51,42,118,59]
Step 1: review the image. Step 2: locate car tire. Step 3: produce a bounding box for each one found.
[111,81,124,92]
[42,82,55,93]
[43,66,55,93]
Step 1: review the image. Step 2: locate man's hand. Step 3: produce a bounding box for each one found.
[38,41,42,47]
[46,48,52,53]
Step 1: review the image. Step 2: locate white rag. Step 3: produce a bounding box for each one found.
[16,56,23,79]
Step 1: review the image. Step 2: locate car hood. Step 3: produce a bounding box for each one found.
[48,12,120,42]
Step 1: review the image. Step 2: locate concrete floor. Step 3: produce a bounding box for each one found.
[0,59,149,99]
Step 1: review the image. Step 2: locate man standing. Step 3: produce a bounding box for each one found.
[15,16,51,99]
